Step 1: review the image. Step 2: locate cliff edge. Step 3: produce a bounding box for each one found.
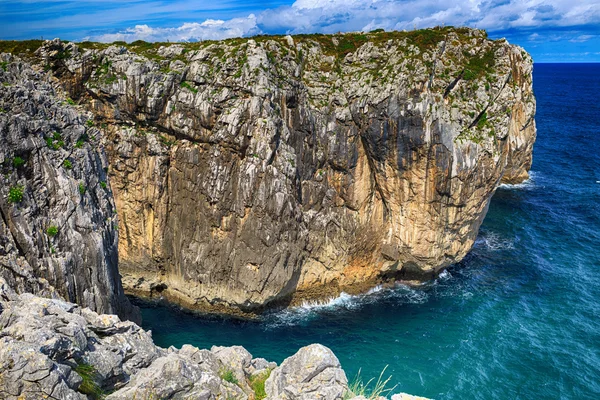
[0,26,536,316]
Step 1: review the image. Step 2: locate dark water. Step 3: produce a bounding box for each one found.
[136,64,600,399]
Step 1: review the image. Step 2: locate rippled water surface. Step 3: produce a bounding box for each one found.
[136,64,600,399]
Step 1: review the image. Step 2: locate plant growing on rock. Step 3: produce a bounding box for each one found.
[12,156,25,168]
[249,370,271,400]
[79,183,86,195]
[344,366,396,400]
[219,367,239,385]
[63,159,73,169]
[46,132,64,150]
[46,225,58,237]
[8,185,24,203]
[73,362,105,399]
[99,181,107,189]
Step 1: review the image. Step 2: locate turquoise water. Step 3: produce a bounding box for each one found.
[135,64,600,399]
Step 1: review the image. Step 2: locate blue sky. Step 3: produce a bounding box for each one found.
[1,0,599,62]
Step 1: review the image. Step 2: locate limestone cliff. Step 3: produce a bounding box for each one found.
[1,26,536,315]
[0,52,138,322]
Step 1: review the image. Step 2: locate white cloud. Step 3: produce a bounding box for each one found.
[88,0,600,43]
[95,14,259,42]
[570,34,595,43]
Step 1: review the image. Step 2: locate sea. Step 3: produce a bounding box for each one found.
[134,63,600,399]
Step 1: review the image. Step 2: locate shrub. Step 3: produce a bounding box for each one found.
[344,366,396,400]
[219,367,239,385]
[180,81,198,94]
[46,225,58,237]
[75,139,85,148]
[79,183,86,194]
[86,119,94,127]
[99,181,107,189]
[249,370,271,400]
[8,185,24,203]
[12,156,25,167]
[74,362,104,399]
[46,132,64,150]
[66,98,75,105]
[63,159,73,169]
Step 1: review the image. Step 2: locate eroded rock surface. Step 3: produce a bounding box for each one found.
[0,287,427,400]
[0,53,138,321]
[1,27,536,315]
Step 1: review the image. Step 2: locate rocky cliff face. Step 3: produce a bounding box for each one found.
[1,26,536,315]
[0,53,138,322]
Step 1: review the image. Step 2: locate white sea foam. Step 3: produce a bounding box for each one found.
[265,283,429,327]
[475,231,515,251]
[497,171,538,190]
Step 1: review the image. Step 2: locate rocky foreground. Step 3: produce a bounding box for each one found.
[0,278,425,400]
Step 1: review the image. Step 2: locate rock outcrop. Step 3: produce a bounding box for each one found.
[0,53,138,322]
[1,26,536,316]
[1,287,422,400]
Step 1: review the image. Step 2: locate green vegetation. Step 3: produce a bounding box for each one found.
[249,370,271,400]
[0,61,7,71]
[12,156,25,168]
[66,98,75,105]
[180,81,198,94]
[476,111,488,129]
[63,159,73,169]
[74,362,105,399]
[79,183,86,195]
[75,139,85,148]
[0,40,44,57]
[46,132,64,150]
[462,47,497,81]
[86,119,94,127]
[46,225,58,237]
[344,366,396,400]
[7,185,24,203]
[219,367,239,385]
[99,181,107,189]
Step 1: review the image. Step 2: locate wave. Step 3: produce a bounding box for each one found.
[497,171,538,190]
[264,282,437,327]
[475,231,515,251]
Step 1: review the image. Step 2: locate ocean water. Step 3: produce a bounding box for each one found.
[135,64,600,399]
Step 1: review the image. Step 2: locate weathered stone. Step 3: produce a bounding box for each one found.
[265,344,348,400]
[0,58,139,322]
[22,29,535,314]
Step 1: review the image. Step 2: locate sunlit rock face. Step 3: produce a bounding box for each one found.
[2,27,535,315]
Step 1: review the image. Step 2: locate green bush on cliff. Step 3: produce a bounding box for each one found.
[219,367,239,385]
[249,369,271,400]
[12,156,25,168]
[8,185,24,203]
[63,159,73,169]
[46,225,58,237]
[74,362,105,399]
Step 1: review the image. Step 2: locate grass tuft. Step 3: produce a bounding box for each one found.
[74,362,105,399]
[344,366,397,400]
[219,367,239,385]
[249,369,271,400]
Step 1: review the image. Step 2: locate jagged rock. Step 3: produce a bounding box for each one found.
[0,290,426,400]
[0,58,138,322]
[265,344,348,399]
